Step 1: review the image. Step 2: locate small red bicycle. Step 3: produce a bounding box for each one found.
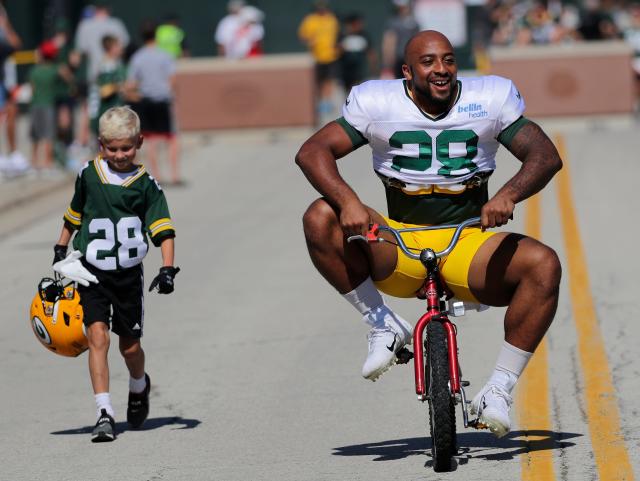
[348,216,488,472]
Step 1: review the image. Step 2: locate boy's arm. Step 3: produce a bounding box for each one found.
[145,185,178,294]
[159,237,174,267]
[57,222,73,246]
[53,222,74,264]
[149,238,179,294]
[56,166,86,263]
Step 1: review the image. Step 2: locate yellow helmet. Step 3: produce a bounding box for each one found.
[29,277,88,357]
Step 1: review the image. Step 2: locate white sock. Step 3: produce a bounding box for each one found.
[342,277,384,317]
[129,374,147,394]
[487,341,533,393]
[95,392,114,419]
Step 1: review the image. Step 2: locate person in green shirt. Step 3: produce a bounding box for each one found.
[29,41,60,171]
[53,106,179,442]
[91,35,127,135]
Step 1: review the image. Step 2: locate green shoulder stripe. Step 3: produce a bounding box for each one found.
[497,116,530,147]
[336,117,368,148]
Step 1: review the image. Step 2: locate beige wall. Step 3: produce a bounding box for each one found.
[488,42,635,117]
[174,54,315,131]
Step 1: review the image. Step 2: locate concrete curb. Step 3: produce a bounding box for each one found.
[0,174,75,214]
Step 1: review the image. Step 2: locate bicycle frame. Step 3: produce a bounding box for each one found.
[413,275,460,400]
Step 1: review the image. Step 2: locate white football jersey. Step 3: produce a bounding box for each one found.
[342,75,525,186]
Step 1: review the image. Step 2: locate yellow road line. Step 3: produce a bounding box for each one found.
[518,192,556,481]
[555,134,634,481]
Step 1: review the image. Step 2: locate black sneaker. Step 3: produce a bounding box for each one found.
[92,409,116,443]
[127,373,150,428]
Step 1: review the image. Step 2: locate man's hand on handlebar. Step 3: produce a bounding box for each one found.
[348,216,482,261]
[480,194,515,230]
[339,200,371,237]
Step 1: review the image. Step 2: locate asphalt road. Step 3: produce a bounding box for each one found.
[0,117,638,481]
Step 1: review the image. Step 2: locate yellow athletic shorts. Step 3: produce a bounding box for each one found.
[374,217,496,302]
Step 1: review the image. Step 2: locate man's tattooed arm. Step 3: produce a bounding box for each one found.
[497,121,563,204]
[480,121,563,228]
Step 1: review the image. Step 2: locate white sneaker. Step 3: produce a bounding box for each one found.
[9,151,30,174]
[470,384,513,438]
[362,307,412,381]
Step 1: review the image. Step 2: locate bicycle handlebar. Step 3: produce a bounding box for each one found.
[347,216,482,261]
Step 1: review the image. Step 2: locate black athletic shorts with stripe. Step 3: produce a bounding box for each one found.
[78,260,145,339]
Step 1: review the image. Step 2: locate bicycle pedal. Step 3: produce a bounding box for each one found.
[468,419,489,430]
[396,347,413,364]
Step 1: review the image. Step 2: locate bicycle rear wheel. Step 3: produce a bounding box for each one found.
[425,320,456,472]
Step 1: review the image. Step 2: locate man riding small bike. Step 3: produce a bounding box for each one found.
[296,30,562,437]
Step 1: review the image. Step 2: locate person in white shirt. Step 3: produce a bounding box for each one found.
[296,30,563,438]
[215,1,265,59]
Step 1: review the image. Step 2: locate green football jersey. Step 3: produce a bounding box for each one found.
[63,157,175,271]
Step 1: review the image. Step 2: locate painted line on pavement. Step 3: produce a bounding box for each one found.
[555,134,634,481]
[518,192,556,481]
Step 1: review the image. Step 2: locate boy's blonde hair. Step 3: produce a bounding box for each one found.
[98,106,140,140]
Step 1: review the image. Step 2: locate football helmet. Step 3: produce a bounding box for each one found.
[29,276,87,357]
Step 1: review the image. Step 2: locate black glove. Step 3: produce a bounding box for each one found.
[149,266,180,294]
[53,244,68,265]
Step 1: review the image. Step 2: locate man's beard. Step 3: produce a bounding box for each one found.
[410,67,455,109]
[413,79,454,109]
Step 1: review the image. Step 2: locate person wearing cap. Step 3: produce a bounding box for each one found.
[126,21,181,184]
[29,41,61,172]
[156,14,189,59]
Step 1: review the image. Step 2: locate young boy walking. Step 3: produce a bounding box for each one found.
[52,106,179,442]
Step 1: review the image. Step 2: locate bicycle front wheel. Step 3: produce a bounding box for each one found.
[425,320,456,472]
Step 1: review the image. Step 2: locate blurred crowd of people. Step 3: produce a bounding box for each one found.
[0,3,185,184]
[484,0,640,47]
[484,0,640,89]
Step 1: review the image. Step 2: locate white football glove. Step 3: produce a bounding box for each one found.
[52,250,99,286]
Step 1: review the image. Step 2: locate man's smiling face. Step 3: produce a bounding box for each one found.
[403,31,458,114]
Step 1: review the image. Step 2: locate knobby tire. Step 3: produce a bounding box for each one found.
[426,320,456,472]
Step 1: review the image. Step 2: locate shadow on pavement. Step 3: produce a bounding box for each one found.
[333,429,582,468]
[50,416,202,435]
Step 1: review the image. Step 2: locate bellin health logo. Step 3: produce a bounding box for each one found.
[458,103,488,118]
